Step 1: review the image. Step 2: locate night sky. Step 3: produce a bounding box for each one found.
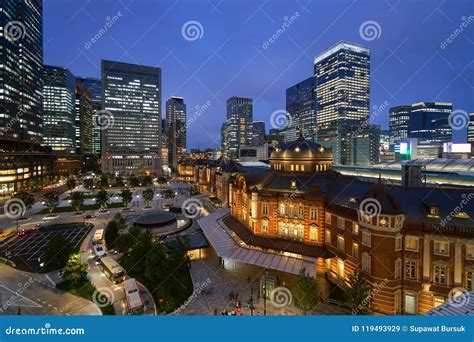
[44,0,473,148]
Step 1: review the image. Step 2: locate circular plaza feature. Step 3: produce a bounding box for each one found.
[132,210,190,237]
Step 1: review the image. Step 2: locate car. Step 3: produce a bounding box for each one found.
[93,255,101,265]
[17,229,27,237]
[93,244,107,258]
[33,224,43,231]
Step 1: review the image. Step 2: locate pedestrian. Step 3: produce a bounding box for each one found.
[214,308,218,315]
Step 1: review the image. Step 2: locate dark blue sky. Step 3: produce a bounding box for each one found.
[44,0,473,148]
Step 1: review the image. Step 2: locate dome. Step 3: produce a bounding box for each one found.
[269,133,333,172]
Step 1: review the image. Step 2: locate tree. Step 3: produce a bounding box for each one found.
[115,176,124,187]
[104,220,120,248]
[142,188,154,207]
[83,178,93,190]
[293,267,320,315]
[120,189,132,208]
[96,189,109,209]
[42,233,71,270]
[145,242,167,285]
[129,175,139,188]
[142,175,152,187]
[70,191,84,212]
[12,191,35,214]
[62,253,87,287]
[344,271,372,315]
[189,185,199,196]
[66,178,76,192]
[43,192,59,214]
[114,233,134,253]
[156,176,167,185]
[100,175,109,188]
[160,189,175,202]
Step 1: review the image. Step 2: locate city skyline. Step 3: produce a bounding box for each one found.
[43,0,473,148]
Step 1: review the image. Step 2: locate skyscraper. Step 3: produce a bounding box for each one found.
[74,84,93,155]
[166,96,187,168]
[389,105,411,145]
[349,125,380,166]
[285,76,315,142]
[469,113,474,143]
[76,77,102,155]
[43,65,76,154]
[314,42,370,164]
[252,121,266,146]
[101,60,161,175]
[0,0,53,194]
[314,42,370,130]
[225,96,253,159]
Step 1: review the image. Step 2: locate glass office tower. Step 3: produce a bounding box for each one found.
[285,76,315,142]
[166,96,187,168]
[42,65,76,154]
[76,77,102,155]
[101,60,162,175]
[225,96,253,159]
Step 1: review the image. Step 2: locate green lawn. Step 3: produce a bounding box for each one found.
[39,202,125,214]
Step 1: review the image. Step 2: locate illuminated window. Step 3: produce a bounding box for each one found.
[290,165,294,171]
[291,180,297,188]
[352,243,359,258]
[301,164,305,171]
[310,207,318,220]
[352,223,359,235]
[404,261,417,280]
[337,259,344,277]
[362,253,371,274]
[405,236,419,251]
[262,202,268,215]
[454,211,470,219]
[325,230,331,245]
[467,245,474,260]
[395,235,402,251]
[434,241,449,256]
[433,265,447,285]
[379,216,389,227]
[434,297,445,308]
[395,259,402,279]
[309,225,318,241]
[337,235,345,251]
[298,205,304,218]
[428,206,439,217]
[262,219,268,233]
[466,271,473,291]
[325,213,331,225]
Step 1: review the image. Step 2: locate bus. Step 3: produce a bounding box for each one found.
[123,278,144,314]
[100,256,125,284]
[92,229,104,244]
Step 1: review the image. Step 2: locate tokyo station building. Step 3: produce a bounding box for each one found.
[179,135,474,315]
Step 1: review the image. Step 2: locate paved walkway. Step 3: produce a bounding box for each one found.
[175,253,348,316]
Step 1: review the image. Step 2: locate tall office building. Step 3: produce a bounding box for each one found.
[74,84,93,155]
[389,105,410,145]
[0,0,54,194]
[285,76,315,142]
[101,60,161,175]
[314,42,370,164]
[166,96,186,168]
[349,125,380,166]
[76,77,102,155]
[252,121,266,146]
[224,96,253,159]
[221,122,228,158]
[314,42,370,130]
[42,65,76,154]
[469,113,474,143]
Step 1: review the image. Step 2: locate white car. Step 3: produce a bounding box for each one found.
[93,244,107,258]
